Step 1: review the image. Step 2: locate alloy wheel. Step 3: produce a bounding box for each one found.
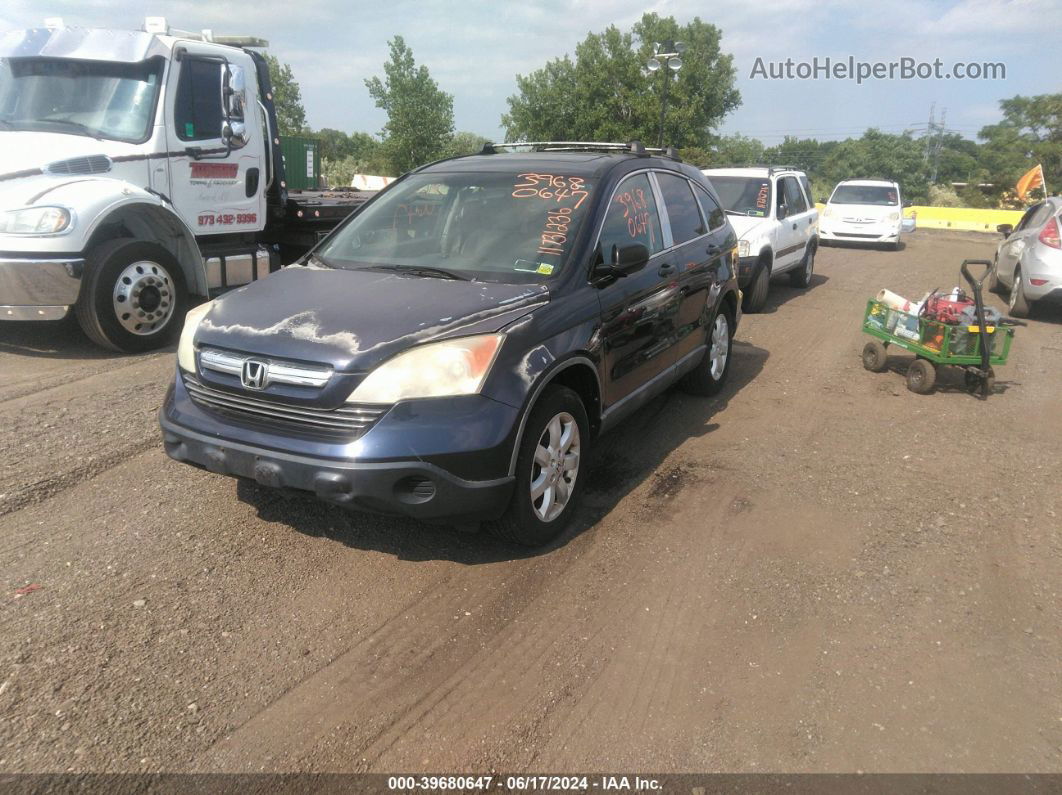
[530,411,581,522]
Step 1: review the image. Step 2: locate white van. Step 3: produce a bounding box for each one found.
[820,179,905,250]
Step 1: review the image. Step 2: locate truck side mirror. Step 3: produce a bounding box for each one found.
[996,223,1013,237]
[777,203,788,220]
[222,120,249,149]
[221,63,249,148]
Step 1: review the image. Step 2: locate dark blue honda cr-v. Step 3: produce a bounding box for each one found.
[160,142,741,546]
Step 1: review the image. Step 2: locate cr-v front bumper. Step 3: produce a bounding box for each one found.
[159,375,518,522]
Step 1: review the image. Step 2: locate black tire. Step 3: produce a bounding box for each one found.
[987,258,1004,295]
[1008,267,1032,318]
[889,240,902,252]
[964,369,996,396]
[861,340,888,372]
[75,238,187,352]
[742,259,770,313]
[486,385,589,547]
[789,243,815,288]
[906,358,936,394]
[682,304,734,396]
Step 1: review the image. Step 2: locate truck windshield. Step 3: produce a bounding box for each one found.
[315,171,594,283]
[0,57,163,143]
[708,176,772,217]
[829,185,898,205]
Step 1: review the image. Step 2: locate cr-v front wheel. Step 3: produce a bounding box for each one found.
[487,385,588,547]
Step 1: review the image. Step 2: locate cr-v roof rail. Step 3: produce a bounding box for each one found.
[481,141,682,161]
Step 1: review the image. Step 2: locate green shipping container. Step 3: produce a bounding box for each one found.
[280,136,320,191]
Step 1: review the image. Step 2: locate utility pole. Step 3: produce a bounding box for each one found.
[930,108,947,183]
[923,102,936,164]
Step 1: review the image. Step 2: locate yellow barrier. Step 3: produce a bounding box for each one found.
[813,204,1023,233]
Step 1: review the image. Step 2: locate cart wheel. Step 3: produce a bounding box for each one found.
[982,367,996,397]
[964,368,997,396]
[906,359,936,394]
[861,340,888,372]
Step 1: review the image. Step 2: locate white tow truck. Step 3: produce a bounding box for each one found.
[0,17,371,351]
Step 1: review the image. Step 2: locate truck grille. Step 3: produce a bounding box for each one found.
[183,375,386,440]
[44,155,112,176]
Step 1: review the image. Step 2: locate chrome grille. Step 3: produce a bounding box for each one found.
[183,375,385,440]
[199,347,332,388]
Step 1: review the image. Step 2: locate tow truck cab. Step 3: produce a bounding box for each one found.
[0,17,370,351]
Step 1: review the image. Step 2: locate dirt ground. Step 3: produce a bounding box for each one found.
[1,230,1059,774]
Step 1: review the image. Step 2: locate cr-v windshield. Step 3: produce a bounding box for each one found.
[829,185,898,205]
[708,176,771,217]
[315,171,594,283]
[0,57,163,143]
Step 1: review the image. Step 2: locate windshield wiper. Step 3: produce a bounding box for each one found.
[372,264,470,281]
[35,118,104,140]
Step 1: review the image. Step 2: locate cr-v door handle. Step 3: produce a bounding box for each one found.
[657,263,677,277]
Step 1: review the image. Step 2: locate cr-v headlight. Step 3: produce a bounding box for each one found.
[887,212,900,222]
[0,206,71,235]
[348,334,504,404]
[177,301,215,373]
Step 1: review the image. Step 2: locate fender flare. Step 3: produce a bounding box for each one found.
[506,354,601,477]
[42,179,208,297]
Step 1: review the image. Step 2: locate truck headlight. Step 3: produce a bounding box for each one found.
[737,240,750,257]
[347,334,504,404]
[177,301,214,372]
[0,206,72,235]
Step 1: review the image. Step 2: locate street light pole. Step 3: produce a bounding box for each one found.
[647,41,685,149]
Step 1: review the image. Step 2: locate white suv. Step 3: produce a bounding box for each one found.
[820,179,905,250]
[701,166,819,313]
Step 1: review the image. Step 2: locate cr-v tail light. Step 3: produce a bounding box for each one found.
[1039,216,1061,249]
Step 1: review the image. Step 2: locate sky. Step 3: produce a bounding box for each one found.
[2,0,1060,145]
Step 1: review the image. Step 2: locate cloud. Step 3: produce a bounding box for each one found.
[0,0,1057,139]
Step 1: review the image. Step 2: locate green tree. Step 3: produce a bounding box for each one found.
[446,131,491,158]
[709,133,765,166]
[817,130,930,203]
[978,93,1061,204]
[263,53,307,136]
[366,36,455,175]
[502,13,739,149]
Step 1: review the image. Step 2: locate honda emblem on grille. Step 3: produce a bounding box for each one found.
[241,359,269,390]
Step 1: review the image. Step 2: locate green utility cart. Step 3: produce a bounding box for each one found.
[860,260,1019,397]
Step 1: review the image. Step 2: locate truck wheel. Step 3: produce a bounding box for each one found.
[742,260,770,313]
[682,305,733,396]
[789,244,815,288]
[1008,267,1031,318]
[906,358,936,394]
[486,385,588,548]
[76,239,187,353]
[861,340,888,372]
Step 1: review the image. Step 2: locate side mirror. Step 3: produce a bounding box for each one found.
[222,120,249,149]
[996,223,1013,237]
[903,200,912,208]
[818,196,828,203]
[593,243,649,281]
[777,203,788,220]
[223,63,247,120]
[615,243,649,275]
